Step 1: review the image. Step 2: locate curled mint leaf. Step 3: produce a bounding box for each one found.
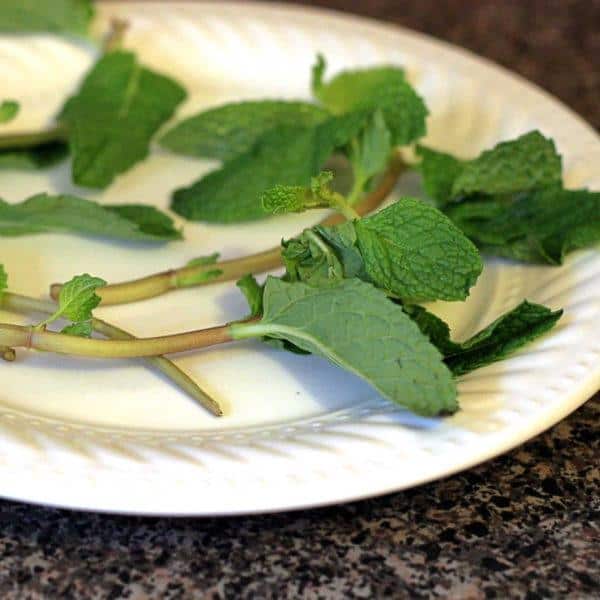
[160,100,329,162]
[59,51,187,188]
[0,101,19,124]
[0,193,182,242]
[231,277,457,416]
[403,301,563,376]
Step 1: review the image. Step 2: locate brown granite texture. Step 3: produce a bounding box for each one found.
[0,1,598,598]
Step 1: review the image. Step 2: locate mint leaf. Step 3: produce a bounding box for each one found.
[172,113,366,223]
[0,142,69,171]
[0,265,7,297]
[43,274,106,330]
[59,51,187,188]
[0,193,181,242]
[354,198,482,302]
[419,132,562,206]
[452,131,562,197]
[61,320,93,338]
[160,101,329,161]
[446,188,600,264]
[0,101,19,124]
[231,277,457,416]
[445,301,562,376]
[349,109,392,195]
[282,199,482,302]
[403,301,562,375]
[312,56,428,146]
[0,0,94,36]
[236,274,263,318]
[105,205,182,241]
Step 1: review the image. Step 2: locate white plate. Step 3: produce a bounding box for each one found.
[0,2,598,515]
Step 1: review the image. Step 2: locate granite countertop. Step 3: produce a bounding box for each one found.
[1,1,598,598]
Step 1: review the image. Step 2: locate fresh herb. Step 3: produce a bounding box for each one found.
[312,54,428,146]
[59,50,187,188]
[160,100,330,161]
[418,131,562,205]
[403,302,563,375]
[171,111,371,223]
[280,196,482,303]
[231,277,457,416]
[444,187,600,264]
[0,0,95,36]
[36,273,105,337]
[0,101,19,124]
[0,278,222,414]
[0,193,181,241]
[61,155,405,305]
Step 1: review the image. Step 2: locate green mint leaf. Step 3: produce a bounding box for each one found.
[349,109,392,194]
[446,302,563,376]
[172,113,366,223]
[0,142,69,171]
[416,145,464,205]
[313,57,428,146]
[236,274,264,318]
[59,51,187,188]
[418,132,562,206]
[446,187,600,264]
[354,198,482,302]
[54,274,106,324]
[282,228,346,287]
[282,199,482,302]
[160,101,329,162]
[0,193,181,242]
[403,301,562,375]
[232,277,456,416]
[61,320,93,338]
[452,131,562,197]
[0,0,94,36]
[0,264,7,297]
[0,101,19,124]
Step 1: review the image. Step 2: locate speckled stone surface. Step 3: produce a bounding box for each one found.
[0,1,598,598]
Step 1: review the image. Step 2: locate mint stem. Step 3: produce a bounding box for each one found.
[0,321,233,359]
[49,153,407,306]
[0,292,223,416]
